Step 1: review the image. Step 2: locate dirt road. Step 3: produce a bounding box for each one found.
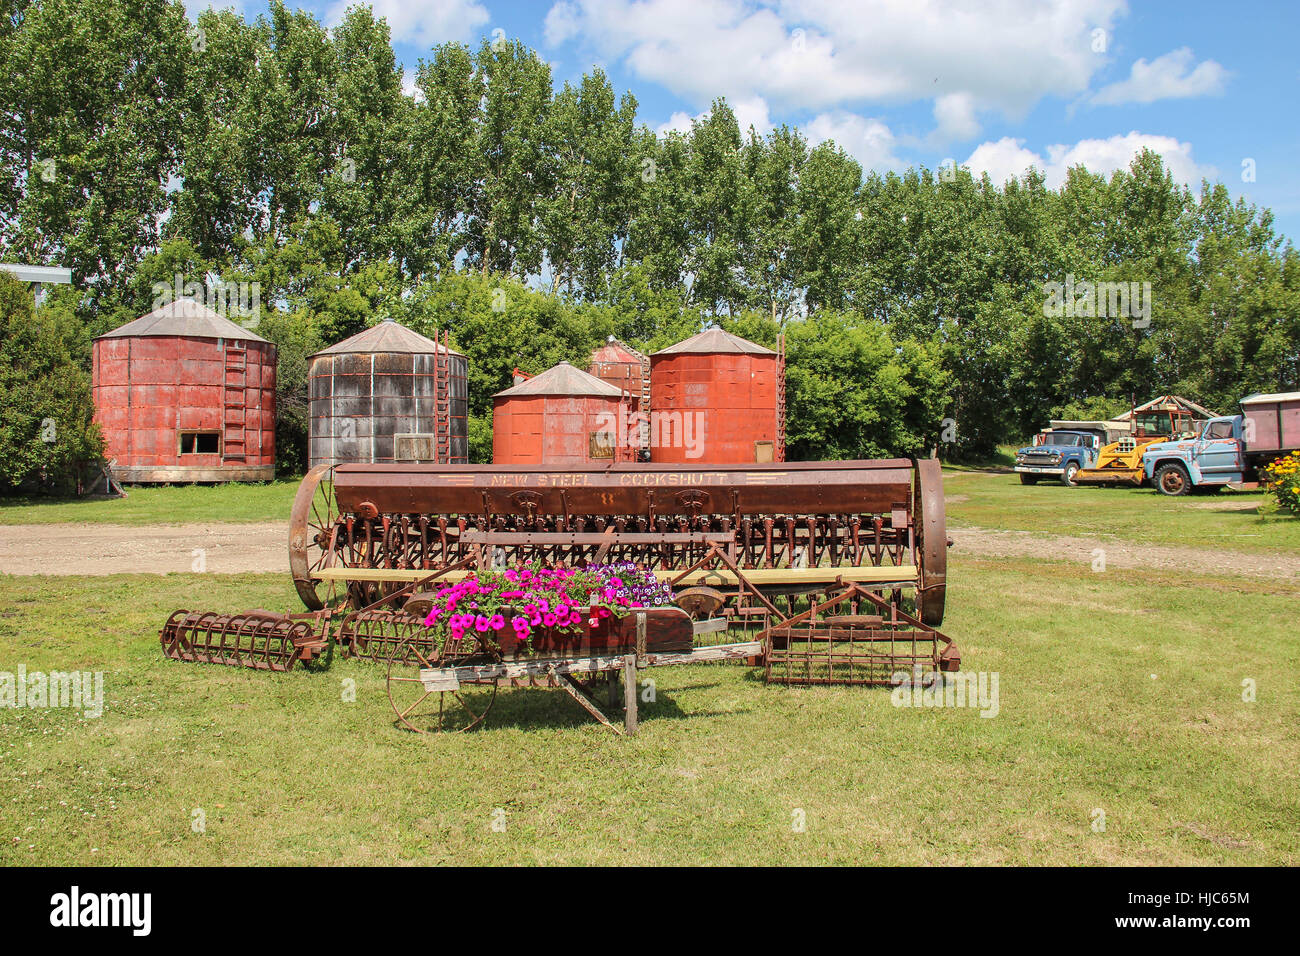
[0,522,289,576]
[948,526,1298,581]
[0,521,1294,581]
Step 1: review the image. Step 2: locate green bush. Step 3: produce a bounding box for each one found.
[0,274,104,493]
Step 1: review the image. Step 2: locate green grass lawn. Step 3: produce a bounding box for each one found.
[943,470,1300,555]
[0,479,301,526]
[1,557,1295,865]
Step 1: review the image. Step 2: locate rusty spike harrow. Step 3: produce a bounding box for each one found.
[160,609,328,672]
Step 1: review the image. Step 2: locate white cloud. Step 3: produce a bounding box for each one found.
[964,131,1215,189]
[543,0,1126,117]
[1092,47,1229,105]
[733,97,773,138]
[326,0,490,48]
[545,1,582,46]
[656,111,694,137]
[931,91,980,143]
[804,111,903,172]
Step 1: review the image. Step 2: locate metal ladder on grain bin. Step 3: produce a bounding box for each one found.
[432,330,452,465]
[776,333,786,462]
[222,342,248,462]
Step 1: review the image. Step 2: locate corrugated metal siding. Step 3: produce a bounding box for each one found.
[649,350,780,463]
[92,334,276,480]
[308,350,469,467]
[493,393,622,465]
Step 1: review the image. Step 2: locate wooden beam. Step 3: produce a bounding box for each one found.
[555,669,624,736]
[316,565,919,586]
[662,565,918,586]
[623,654,638,735]
[416,641,764,688]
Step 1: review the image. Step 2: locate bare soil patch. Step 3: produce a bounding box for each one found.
[949,526,1297,580]
[0,522,288,576]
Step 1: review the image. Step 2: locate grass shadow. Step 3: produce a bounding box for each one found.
[439,681,752,733]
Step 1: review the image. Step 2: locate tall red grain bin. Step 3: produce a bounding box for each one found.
[493,361,627,465]
[589,337,650,459]
[649,327,783,464]
[92,298,276,482]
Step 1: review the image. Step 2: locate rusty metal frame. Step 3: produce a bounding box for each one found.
[761,582,958,686]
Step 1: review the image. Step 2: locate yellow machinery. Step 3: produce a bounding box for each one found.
[1075,398,1201,486]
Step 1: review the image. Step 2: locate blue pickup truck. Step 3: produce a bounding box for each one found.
[1014,428,1102,486]
[1142,393,1300,495]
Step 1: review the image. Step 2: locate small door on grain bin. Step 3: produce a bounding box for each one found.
[395,434,439,462]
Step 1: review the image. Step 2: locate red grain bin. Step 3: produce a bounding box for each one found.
[492,362,630,465]
[92,298,276,482]
[649,327,783,464]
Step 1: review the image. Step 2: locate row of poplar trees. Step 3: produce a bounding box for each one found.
[1,0,1297,488]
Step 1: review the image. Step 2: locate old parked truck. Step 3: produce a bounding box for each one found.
[1141,392,1300,495]
[1014,427,1106,485]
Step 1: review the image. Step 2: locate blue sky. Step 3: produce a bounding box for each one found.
[207,0,1299,243]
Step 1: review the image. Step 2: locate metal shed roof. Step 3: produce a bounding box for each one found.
[97,297,269,343]
[1241,391,1300,404]
[311,319,464,358]
[652,327,776,356]
[0,263,73,284]
[494,361,623,398]
[1115,394,1217,420]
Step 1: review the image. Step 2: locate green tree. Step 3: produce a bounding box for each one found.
[465,38,553,278]
[0,272,102,493]
[393,42,481,281]
[779,312,949,460]
[3,0,189,304]
[541,69,639,298]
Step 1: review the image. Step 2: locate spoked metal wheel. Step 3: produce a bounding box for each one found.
[289,465,341,610]
[913,457,948,626]
[386,635,500,734]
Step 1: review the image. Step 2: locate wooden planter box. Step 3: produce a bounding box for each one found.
[494,605,693,659]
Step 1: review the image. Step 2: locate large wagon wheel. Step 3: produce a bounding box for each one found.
[913,457,948,626]
[386,633,499,733]
[289,464,341,611]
